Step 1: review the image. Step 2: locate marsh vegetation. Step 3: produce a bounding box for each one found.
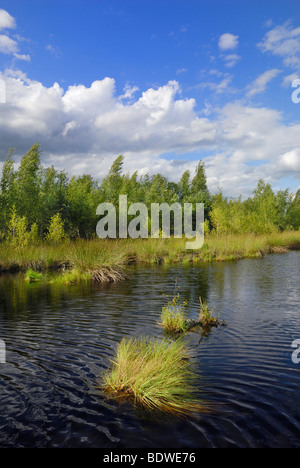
[101,336,205,417]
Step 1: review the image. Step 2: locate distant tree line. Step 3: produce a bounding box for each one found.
[0,143,299,245]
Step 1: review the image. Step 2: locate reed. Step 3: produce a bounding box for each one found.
[101,336,204,416]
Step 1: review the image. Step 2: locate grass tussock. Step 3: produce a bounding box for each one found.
[49,268,92,285]
[160,281,189,333]
[160,306,188,334]
[25,269,44,283]
[197,297,220,328]
[160,284,226,334]
[49,266,126,285]
[91,266,126,283]
[101,337,204,417]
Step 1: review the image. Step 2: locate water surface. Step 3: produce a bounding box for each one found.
[0,251,299,448]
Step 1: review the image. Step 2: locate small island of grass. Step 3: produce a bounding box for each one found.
[101,336,205,417]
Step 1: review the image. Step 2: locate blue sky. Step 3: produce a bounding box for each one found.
[0,0,300,197]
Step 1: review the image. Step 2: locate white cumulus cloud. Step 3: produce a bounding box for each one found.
[1,70,300,198]
[0,34,18,54]
[218,33,239,51]
[258,21,300,71]
[0,10,30,61]
[0,9,16,31]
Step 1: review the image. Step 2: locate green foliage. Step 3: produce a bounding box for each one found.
[0,149,16,236]
[39,166,69,235]
[100,155,124,206]
[46,213,66,243]
[15,143,41,226]
[28,223,39,244]
[0,143,299,243]
[67,175,101,238]
[7,206,29,248]
[25,269,44,283]
[286,190,300,230]
[50,268,91,285]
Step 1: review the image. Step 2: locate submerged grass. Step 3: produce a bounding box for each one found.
[101,336,204,417]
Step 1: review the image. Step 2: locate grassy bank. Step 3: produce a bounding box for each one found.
[0,231,299,283]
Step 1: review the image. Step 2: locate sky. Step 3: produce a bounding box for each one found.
[0,0,300,197]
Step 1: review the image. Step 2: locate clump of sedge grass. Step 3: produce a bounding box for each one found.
[50,266,125,285]
[101,336,204,417]
[91,266,126,283]
[160,280,189,333]
[198,297,226,329]
[25,269,44,283]
[160,304,188,333]
[160,283,226,333]
[198,297,217,325]
[50,268,92,285]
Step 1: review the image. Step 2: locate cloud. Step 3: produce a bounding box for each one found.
[278,149,300,172]
[218,33,239,51]
[0,10,17,55]
[46,44,62,58]
[13,53,31,62]
[204,103,300,195]
[246,69,282,97]
[0,71,300,198]
[0,72,215,163]
[0,9,16,31]
[195,74,235,94]
[0,10,30,61]
[118,83,139,101]
[0,34,18,54]
[218,34,240,69]
[282,73,299,87]
[258,21,300,71]
[176,68,187,75]
[222,53,241,68]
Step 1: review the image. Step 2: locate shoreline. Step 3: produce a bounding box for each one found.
[0,231,299,283]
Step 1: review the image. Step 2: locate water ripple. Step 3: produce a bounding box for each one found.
[0,252,299,447]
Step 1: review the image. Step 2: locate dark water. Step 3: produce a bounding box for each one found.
[0,251,299,448]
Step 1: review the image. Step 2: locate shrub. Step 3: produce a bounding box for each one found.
[46,213,66,243]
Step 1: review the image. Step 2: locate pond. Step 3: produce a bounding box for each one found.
[0,251,299,448]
